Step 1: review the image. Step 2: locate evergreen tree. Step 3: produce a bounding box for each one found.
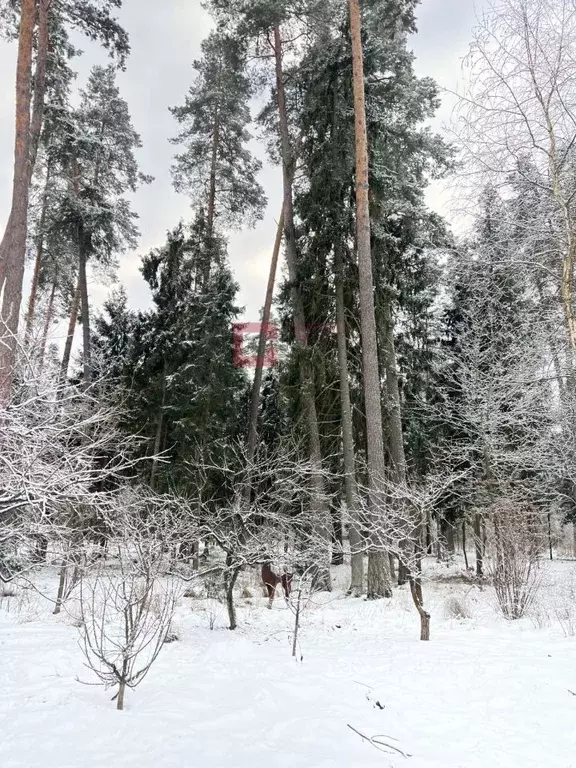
[171,32,266,240]
[55,64,150,386]
[0,0,129,403]
[94,215,248,499]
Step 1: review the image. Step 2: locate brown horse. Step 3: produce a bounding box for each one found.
[262,563,293,608]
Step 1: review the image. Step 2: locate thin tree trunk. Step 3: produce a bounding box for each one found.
[0,0,37,404]
[53,563,67,615]
[273,24,331,590]
[348,0,392,599]
[462,521,469,571]
[60,279,81,382]
[225,557,240,631]
[117,679,126,711]
[25,159,54,341]
[25,242,44,344]
[245,208,284,465]
[547,512,553,561]
[203,108,221,285]
[78,229,92,388]
[335,243,363,595]
[291,586,302,658]
[474,512,484,577]
[38,279,57,370]
[150,362,168,490]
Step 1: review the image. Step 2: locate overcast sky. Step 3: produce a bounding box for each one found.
[0,0,486,335]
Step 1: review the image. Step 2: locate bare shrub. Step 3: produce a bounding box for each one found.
[555,606,576,637]
[528,603,551,630]
[488,501,544,620]
[443,595,472,620]
[77,508,181,711]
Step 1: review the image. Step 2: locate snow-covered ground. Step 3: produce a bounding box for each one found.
[1,560,575,768]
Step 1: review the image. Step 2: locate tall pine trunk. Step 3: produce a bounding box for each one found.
[335,244,363,595]
[38,279,57,370]
[25,156,54,341]
[60,279,81,382]
[78,228,92,388]
[0,0,37,404]
[245,208,284,464]
[273,24,331,589]
[348,0,392,599]
[203,108,221,285]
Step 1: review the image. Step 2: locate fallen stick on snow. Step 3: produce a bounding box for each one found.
[347,724,411,758]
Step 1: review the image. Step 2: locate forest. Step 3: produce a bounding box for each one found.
[0,1,575,766]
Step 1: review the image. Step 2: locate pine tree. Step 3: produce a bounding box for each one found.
[55,64,149,386]
[170,32,266,246]
[0,0,129,403]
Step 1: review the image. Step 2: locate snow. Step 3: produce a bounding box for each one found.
[1,562,576,768]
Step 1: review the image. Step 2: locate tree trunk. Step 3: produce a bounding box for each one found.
[28,0,51,176]
[348,0,392,598]
[225,559,240,631]
[335,243,363,595]
[410,575,430,641]
[25,241,44,344]
[444,520,455,554]
[367,552,391,599]
[0,0,37,404]
[53,562,67,615]
[38,279,57,370]
[117,679,126,711]
[547,512,553,561]
[25,158,54,341]
[462,521,469,570]
[573,521,576,559]
[78,229,92,388]
[245,208,284,465]
[203,108,221,286]
[150,362,168,490]
[474,512,484,577]
[273,24,331,590]
[60,279,81,382]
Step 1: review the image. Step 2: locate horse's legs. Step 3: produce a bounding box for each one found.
[266,583,275,609]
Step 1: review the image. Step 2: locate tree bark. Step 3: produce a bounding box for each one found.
[78,227,92,388]
[348,0,392,598]
[203,107,221,285]
[273,24,331,590]
[38,279,57,370]
[0,0,37,404]
[474,512,484,577]
[225,557,240,630]
[60,279,81,382]
[245,208,284,465]
[28,0,51,176]
[117,679,126,711]
[335,244,363,595]
[25,156,54,341]
[150,362,168,491]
